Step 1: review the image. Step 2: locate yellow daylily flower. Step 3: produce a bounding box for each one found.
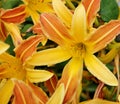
[22,0,53,24]
[0,35,53,82]
[27,3,120,87]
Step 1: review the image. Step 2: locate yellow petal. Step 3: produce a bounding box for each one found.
[84,54,118,86]
[40,13,73,46]
[27,47,71,66]
[47,83,65,104]
[52,0,72,28]
[80,98,120,104]
[82,0,100,28]
[0,79,14,104]
[88,20,120,53]
[99,48,119,64]
[26,68,53,83]
[71,3,87,42]
[4,23,23,46]
[25,7,40,24]
[58,57,83,103]
[0,41,9,54]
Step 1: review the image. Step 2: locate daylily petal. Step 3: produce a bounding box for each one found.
[0,22,7,41]
[3,23,23,46]
[44,71,58,95]
[25,6,40,24]
[35,3,53,13]
[58,57,83,103]
[82,0,100,28]
[0,79,14,104]
[99,48,119,64]
[12,79,40,104]
[0,41,9,54]
[15,35,42,62]
[40,13,73,46]
[47,83,65,104]
[28,81,49,104]
[27,47,71,66]
[1,5,26,23]
[84,53,118,86]
[71,3,87,42]
[80,98,120,104]
[26,68,53,83]
[88,20,120,53]
[52,0,73,28]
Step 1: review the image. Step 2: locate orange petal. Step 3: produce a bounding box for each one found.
[28,81,49,104]
[40,13,73,46]
[44,70,58,95]
[15,35,43,62]
[58,57,83,103]
[88,20,120,53]
[1,5,26,23]
[82,0,100,28]
[0,22,7,41]
[12,79,40,104]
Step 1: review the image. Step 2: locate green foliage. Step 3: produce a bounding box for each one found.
[99,0,119,22]
[1,0,23,9]
[5,35,15,55]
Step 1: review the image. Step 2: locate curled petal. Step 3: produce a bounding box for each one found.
[15,35,42,62]
[1,5,26,23]
[82,0,100,28]
[52,0,72,27]
[58,57,83,103]
[40,13,73,46]
[88,20,120,53]
[26,68,53,83]
[47,83,65,104]
[85,54,118,86]
[27,47,71,66]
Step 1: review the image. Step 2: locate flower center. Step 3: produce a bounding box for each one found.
[70,42,90,58]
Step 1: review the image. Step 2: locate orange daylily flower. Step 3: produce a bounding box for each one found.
[0,5,26,41]
[27,3,120,103]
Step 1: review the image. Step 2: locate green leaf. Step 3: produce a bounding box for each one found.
[99,0,119,22]
[1,0,23,9]
[5,35,15,56]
